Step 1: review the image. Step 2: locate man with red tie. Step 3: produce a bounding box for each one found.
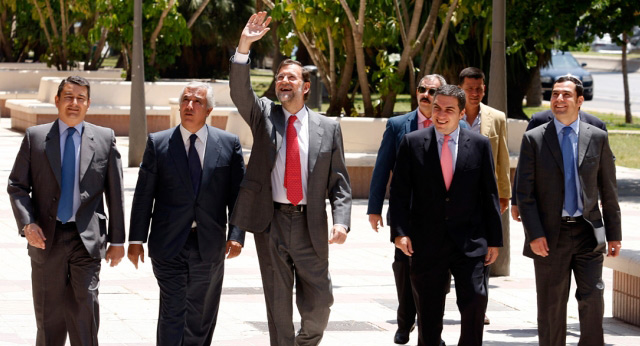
[390,85,503,346]
[228,12,352,346]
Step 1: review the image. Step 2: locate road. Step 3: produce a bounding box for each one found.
[582,71,640,117]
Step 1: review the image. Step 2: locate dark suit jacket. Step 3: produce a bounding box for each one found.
[129,125,245,263]
[516,121,621,259]
[8,120,125,260]
[228,59,352,259]
[389,127,503,258]
[511,109,608,206]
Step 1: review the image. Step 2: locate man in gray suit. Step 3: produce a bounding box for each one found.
[229,12,352,346]
[8,76,125,345]
[516,75,621,346]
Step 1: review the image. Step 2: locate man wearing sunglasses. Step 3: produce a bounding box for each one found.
[368,74,466,345]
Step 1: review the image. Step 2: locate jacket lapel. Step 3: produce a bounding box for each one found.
[308,110,324,175]
[423,127,446,193]
[79,123,95,183]
[479,103,492,137]
[453,129,470,187]
[168,127,196,197]
[577,121,592,168]
[271,106,286,156]
[199,126,221,195]
[408,110,418,133]
[542,121,565,173]
[44,121,62,187]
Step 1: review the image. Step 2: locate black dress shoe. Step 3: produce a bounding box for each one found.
[393,324,416,344]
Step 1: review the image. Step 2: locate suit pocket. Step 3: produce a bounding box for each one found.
[96,212,108,236]
[240,179,262,192]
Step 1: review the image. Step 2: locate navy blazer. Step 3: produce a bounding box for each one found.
[368,109,469,232]
[129,125,245,262]
[389,127,503,258]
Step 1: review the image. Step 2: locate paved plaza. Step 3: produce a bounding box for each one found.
[1,117,640,345]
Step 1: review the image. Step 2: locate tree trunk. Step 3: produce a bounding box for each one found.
[149,0,177,68]
[129,0,147,167]
[326,24,356,116]
[187,0,211,29]
[622,32,632,123]
[526,67,542,108]
[340,0,374,117]
[263,21,284,100]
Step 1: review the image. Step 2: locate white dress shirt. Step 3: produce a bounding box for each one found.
[272,107,310,205]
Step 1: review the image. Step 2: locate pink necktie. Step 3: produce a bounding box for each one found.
[284,115,303,205]
[424,118,432,128]
[441,135,453,190]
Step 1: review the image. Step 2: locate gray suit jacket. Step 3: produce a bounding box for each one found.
[8,120,125,260]
[516,121,621,259]
[229,60,352,259]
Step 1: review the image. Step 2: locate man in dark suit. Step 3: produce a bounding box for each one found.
[128,82,245,345]
[229,12,352,346]
[8,76,125,345]
[368,73,455,344]
[390,85,503,346]
[516,76,621,345]
[511,109,607,222]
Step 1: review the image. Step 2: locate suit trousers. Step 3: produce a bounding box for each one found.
[392,247,417,332]
[533,218,605,346]
[254,208,333,346]
[411,236,488,346]
[151,231,225,346]
[31,221,101,346]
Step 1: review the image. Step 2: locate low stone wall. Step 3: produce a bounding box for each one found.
[0,69,123,117]
[605,250,640,327]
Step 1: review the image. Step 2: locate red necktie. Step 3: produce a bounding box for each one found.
[424,118,432,128]
[441,135,453,190]
[284,115,303,205]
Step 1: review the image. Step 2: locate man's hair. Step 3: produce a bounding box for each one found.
[180,82,215,109]
[417,74,447,87]
[434,85,466,112]
[57,76,91,99]
[553,75,584,98]
[276,59,311,101]
[458,67,485,85]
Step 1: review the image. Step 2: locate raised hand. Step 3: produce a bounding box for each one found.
[238,11,272,54]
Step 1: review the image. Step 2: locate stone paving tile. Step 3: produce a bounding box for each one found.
[1,118,640,345]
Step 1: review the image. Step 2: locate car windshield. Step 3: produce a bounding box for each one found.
[550,54,580,69]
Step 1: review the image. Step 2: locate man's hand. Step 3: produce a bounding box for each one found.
[511,205,521,222]
[329,225,348,244]
[368,214,383,232]
[226,240,242,259]
[105,245,124,267]
[485,247,499,266]
[238,12,272,54]
[530,237,549,257]
[499,198,509,214]
[395,236,413,257]
[127,244,145,269]
[24,223,46,249]
[607,241,621,257]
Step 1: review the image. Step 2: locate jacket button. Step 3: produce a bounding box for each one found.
[52,197,57,202]
[445,216,449,221]
[49,216,53,220]
[445,197,450,202]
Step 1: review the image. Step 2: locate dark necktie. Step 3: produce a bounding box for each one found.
[284,115,303,205]
[57,127,76,223]
[561,126,578,215]
[188,134,202,195]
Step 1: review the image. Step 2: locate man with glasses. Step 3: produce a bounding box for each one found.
[368,74,465,345]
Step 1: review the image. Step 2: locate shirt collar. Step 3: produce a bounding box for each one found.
[58,119,84,137]
[553,115,580,137]
[283,105,308,124]
[435,125,460,144]
[417,109,428,124]
[463,108,481,126]
[180,124,208,145]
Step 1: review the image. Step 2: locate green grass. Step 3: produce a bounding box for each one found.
[523,106,640,131]
[609,134,640,168]
[570,51,640,59]
[101,56,118,68]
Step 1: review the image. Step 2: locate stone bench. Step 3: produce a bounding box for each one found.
[0,69,123,117]
[604,249,640,326]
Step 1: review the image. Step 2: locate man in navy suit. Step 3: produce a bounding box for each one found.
[390,85,503,346]
[511,109,607,222]
[128,82,245,345]
[367,73,447,344]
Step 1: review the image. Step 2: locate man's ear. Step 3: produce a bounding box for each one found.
[459,109,466,120]
[303,81,311,95]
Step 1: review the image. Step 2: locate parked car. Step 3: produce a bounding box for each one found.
[540,51,594,101]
